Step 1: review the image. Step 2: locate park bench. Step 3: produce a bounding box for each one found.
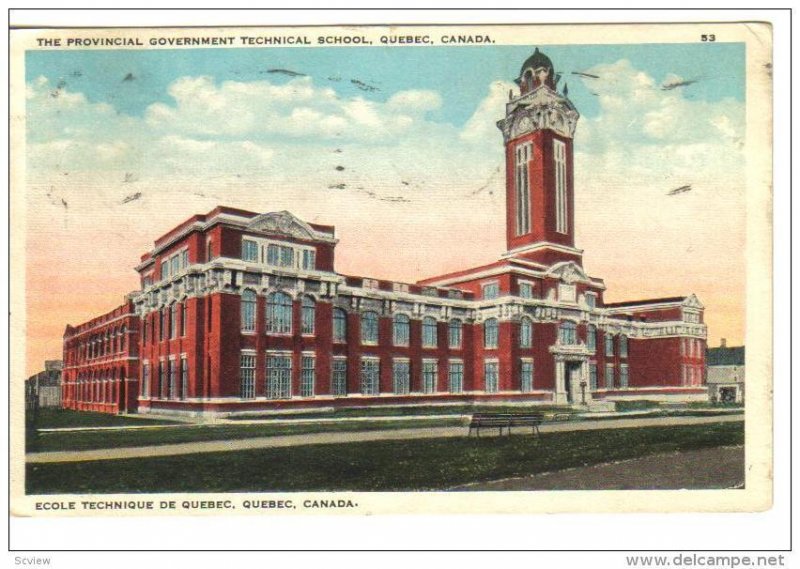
[468,412,545,437]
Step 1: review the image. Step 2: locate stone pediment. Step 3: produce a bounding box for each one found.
[547,261,589,284]
[246,211,334,243]
[682,294,704,309]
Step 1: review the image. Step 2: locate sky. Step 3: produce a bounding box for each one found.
[23,41,746,375]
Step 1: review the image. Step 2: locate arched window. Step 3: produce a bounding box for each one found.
[587,324,597,352]
[266,291,292,334]
[333,308,347,343]
[241,290,257,332]
[559,321,577,345]
[520,317,533,348]
[361,311,379,344]
[393,314,410,346]
[422,317,438,348]
[484,318,499,349]
[448,319,462,348]
[301,295,316,335]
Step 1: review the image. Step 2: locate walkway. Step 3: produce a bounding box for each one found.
[453,446,745,490]
[26,414,743,464]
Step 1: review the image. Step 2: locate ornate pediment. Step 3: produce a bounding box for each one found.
[547,261,589,284]
[682,294,704,309]
[246,211,333,243]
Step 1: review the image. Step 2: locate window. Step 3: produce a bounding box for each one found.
[422,317,438,348]
[360,359,380,395]
[393,360,410,395]
[620,365,629,388]
[240,353,256,399]
[168,360,176,399]
[587,325,597,352]
[554,138,568,234]
[241,291,257,333]
[520,317,533,348]
[393,314,410,346]
[484,318,499,349]
[301,296,315,335]
[361,311,379,344]
[589,363,598,390]
[302,249,316,271]
[170,304,178,339]
[180,357,188,400]
[422,360,437,394]
[482,282,499,300]
[160,262,169,281]
[157,361,165,398]
[484,361,499,393]
[279,246,293,267]
[206,239,213,261]
[266,355,292,399]
[301,355,315,397]
[392,283,409,294]
[363,279,379,290]
[333,308,347,343]
[605,334,614,357]
[181,249,189,269]
[160,309,167,341]
[181,303,188,337]
[331,358,347,397]
[515,142,532,236]
[448,361,463,393]
[267,244,280,266]
[242,239,259,262]
[266,292,292,334]
[520,359,534,392]
[170,255,179,276]
[448,319,462,349]
[620,335,628,358]
[519,281,534,299]
[585,293,596,309]
[605,364,615,389]
[559,321,577,345]
[141,363,150,397]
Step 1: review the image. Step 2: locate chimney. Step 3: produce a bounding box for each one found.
[720,338,727,348]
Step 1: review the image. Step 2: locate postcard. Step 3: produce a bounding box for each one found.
[10,21,772,518]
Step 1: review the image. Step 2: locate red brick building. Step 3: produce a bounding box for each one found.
[62,48,707,416]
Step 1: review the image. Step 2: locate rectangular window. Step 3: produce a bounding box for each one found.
[242,239,259,262]
[620,335,628,358]
[302,249,316,271]
[333,310,347,343]
[585,293,597,309]
[363,279,379,290]
[170,304,178,339]
[300,355,315,397]
[515,142,532,236]
[331,358,347,397]
[181,249,189,269]
[180,357,188,400]
[482,282,499,300]
[422,319,438,348]
[280,246,294,267]
[554,138,568,234]
[240,353,256,399]
[605,364,615,389]
[448,361,463,394]
[589,363,598,390]
[422,360,437,394]
[141,363,150,398]
[170,255,179,276]
[620,365,629,388]
[484,361,499,393]
[181,303,188,337]
[360,359,380,396]
[266,355,292,399]
[587,326,596,352]
[519,281,534,299]
[393,360,410,395]
[267,244,280,266]
[605,334,614,357]
[157,361,165,398]
[448,320,462,349]
[160,262,169,281]
[168,359,176,399]
[520,359,534,392]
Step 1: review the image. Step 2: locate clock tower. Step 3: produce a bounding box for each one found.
[497,48,583,267]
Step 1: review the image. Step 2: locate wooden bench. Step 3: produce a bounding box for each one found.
[468,412,545,437]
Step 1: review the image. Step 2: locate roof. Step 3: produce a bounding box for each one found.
[519,47,553,77]
[707,346,745,366]
[603,296,686,308]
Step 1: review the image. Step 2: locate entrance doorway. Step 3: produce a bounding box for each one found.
[564,361,582,403]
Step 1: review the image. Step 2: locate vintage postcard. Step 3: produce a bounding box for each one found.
[10,21,772,519]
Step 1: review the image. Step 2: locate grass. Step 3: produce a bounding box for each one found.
[226,403,576,421]
[30,417,466,452]
[613,400,663,412]
[26,421,744,494]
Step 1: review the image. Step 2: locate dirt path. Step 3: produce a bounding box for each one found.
[26,414,743,464]
[454,446,745,491]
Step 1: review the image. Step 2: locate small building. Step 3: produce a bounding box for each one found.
[25,360,63,408]
[706,340,745,403]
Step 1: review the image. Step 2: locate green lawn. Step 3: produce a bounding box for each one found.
[26,421,744,494]
[31,417,466,452]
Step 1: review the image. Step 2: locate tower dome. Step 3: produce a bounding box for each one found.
[518,47,556,93]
